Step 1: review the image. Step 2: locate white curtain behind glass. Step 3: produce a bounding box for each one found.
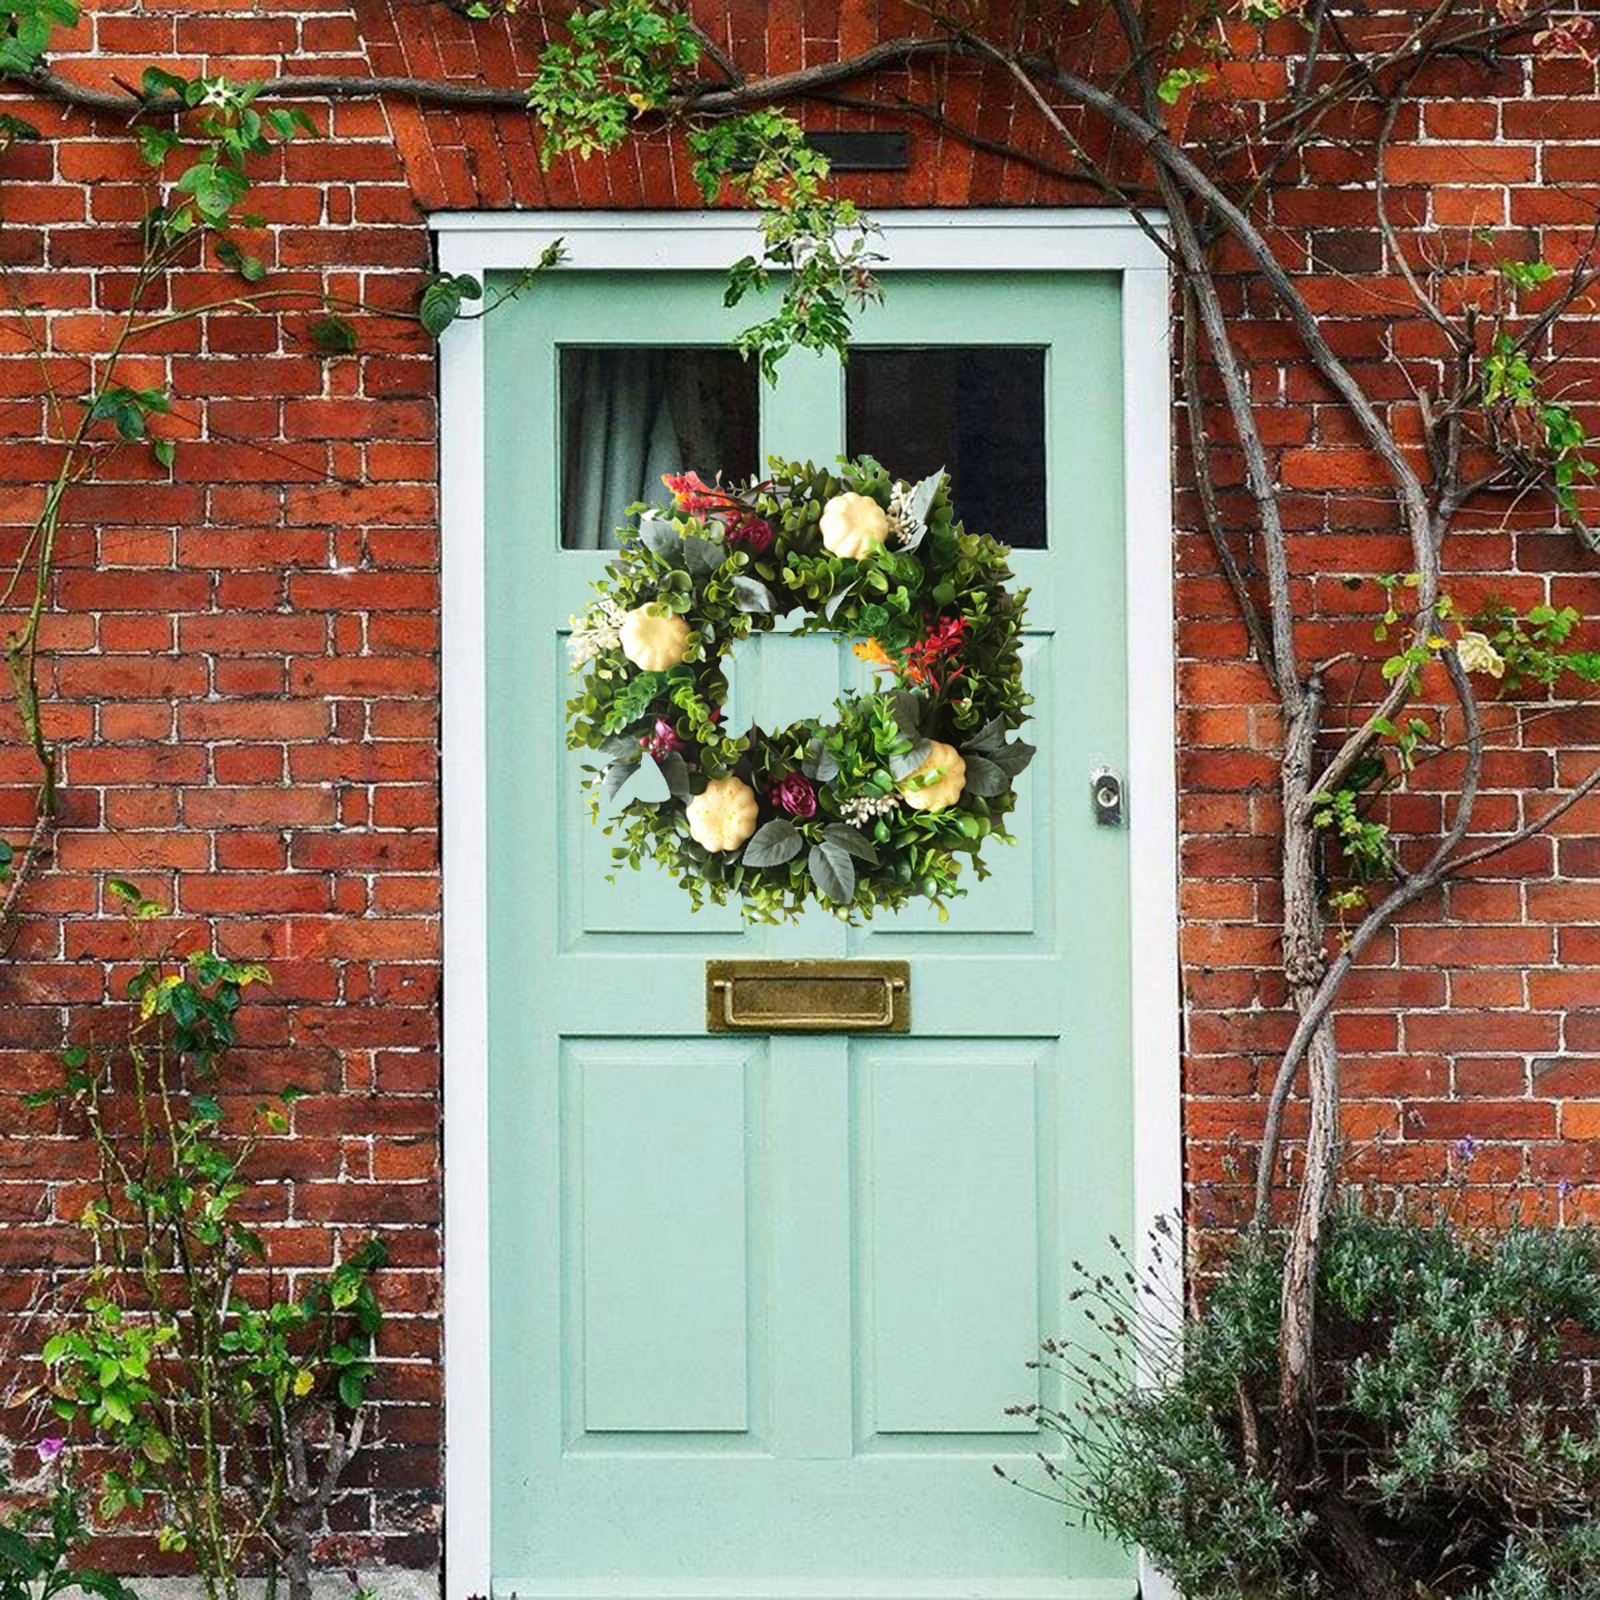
[560,349,733,549]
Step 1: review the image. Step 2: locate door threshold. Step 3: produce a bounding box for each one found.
[501,1582,1140,1600]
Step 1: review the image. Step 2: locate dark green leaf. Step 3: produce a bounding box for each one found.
[595,732,644,763]
[308,313,358,355]
[743,818,802,868]
[961,753,1010,797]
[988,738,1036,778]
[888,738,932,781]
[681,534,725,579]
[418,275,465,337]
[801,740,839,784]
[599,756,640,805]
[652,750,690,802]
[962,714,1008,755]
[636,515,679,558]
[807,840,855,904]
[888,691,925,738]
[140,66,189,101]
[821,823,877,866]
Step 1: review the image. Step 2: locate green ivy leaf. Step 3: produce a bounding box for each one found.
[418,272,482,337]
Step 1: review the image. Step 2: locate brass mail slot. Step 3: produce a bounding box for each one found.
[706,960,910,1034]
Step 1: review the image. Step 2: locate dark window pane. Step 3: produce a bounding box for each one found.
[560,346,760,549]
[846,348,1047,549]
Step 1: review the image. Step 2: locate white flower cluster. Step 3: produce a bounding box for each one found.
[568,596,626,668]
[886,482,918,546]
[838,791,900,827]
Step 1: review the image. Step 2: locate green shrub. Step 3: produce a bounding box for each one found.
[1030,1209,1600,1599]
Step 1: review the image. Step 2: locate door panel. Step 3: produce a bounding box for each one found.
[484,270,1136,1599]
[855,1040,1046,1438]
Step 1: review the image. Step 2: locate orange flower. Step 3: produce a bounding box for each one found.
[852,638,891,668]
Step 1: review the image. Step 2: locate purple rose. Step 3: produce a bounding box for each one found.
[769,772,816,819]
[737,517,774,556]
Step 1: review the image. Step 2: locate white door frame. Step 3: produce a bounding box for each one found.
[434,210,1181,1600]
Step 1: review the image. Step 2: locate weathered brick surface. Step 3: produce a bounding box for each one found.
[2,0,1599,1582]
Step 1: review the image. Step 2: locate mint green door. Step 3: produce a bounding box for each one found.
[483,270,1136,1599]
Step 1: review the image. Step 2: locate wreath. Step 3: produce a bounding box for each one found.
[564,456,1036,923]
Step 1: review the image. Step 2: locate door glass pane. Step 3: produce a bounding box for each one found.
[560,346,760,549]
[846,347,1048,549]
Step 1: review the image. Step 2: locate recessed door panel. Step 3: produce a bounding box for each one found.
[854,1040,1048,1439]
[564,1040,763,1437]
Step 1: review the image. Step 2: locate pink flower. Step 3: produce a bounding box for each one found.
[661,471,729,517]
[768,772,817,819]
[38,1437,64,1463]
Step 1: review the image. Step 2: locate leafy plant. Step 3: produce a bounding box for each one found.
[526,0,701,160]
[22,885,384,1600]
[0,0,77,76]
[1027,1209,1600,1600]
[0,1469,138,1600]
[1468,602,1600,696]
[688,110,882,381]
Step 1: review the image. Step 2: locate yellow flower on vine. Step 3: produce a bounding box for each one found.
[852,638,891,669]
[1455,629,1506,678]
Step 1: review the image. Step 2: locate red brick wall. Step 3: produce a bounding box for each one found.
[2,0,1599,1580]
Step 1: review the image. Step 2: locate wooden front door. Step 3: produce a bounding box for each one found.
[480,266,1138,1600]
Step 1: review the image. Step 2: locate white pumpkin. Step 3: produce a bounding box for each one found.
[899,741,967,813]
[819,492,889,561]
[685,775,760,853]
[619,605,691,671]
